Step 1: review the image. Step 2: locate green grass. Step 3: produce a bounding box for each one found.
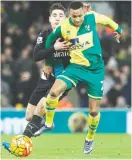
[1,134,131,160]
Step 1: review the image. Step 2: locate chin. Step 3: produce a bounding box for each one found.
[76,24,81,27]
[75,23,82,27]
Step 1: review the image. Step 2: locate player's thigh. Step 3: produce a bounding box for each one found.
[87,68,105,100]
[59,89,71,101]
[28,77,54,106]
[26,91,43,120]
[88,98,101,113]
[34,97,46,117]
[26,77,54,119]
[27,85,48,120]
[25,103,36,121]
[49,79,68,97]
[57,64,79,92]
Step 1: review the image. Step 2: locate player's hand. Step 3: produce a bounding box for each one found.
[114,31,121,43]
[43,66,53,79]
[54,38,71,51]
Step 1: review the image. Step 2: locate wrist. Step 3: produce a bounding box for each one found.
[116,26,122,34]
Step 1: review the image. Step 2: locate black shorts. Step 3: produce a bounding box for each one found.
[28,74,70,106]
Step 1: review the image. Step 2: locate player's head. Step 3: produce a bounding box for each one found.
[69,2,84,27]
[49,3,66,29]
[83,3,92,13]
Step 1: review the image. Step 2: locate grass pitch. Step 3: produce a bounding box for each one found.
[1,133,131,160]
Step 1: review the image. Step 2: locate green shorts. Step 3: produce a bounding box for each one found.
[57,58,105,100]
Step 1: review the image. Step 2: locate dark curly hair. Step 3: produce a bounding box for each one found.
[49,3,66,15]
[69,1,83,10]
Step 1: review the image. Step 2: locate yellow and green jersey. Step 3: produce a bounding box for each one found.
[46,11,122,67]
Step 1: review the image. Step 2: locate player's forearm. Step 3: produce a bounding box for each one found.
[115,25,122,34]
[46,26,62,48]
[46,34,56,49]
[105,18,122,33]
[33,44,55,61]
[94,12,122,33]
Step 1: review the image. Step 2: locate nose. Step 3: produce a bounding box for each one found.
[55,15,60,21]
[75,17,81,22]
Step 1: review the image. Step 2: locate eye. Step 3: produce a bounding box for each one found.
[60,14,64,17]
[73,15,76,18]
[52,14,57,17]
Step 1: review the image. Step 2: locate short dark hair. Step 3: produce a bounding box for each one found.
[69,1,83,10]
[49,3,66,15]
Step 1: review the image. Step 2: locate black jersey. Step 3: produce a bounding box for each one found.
[33,29,70,77]
[29,29,70,106]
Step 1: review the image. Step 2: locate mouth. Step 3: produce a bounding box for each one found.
[55,22,59,25]
[75,22,82,26]
[76,21,81,24]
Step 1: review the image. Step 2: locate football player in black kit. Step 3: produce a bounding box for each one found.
[26,3,70,122]
[24,2,71,136]
[2,3,71,151]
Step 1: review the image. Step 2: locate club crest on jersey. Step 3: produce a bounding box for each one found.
[66,30,70,35]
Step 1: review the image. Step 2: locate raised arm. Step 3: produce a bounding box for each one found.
[93,12,122,34]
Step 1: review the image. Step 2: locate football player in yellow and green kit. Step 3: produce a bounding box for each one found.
[43,2,122,154]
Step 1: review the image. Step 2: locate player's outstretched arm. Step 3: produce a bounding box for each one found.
[33,44,56,61]
[33,30,56,61]
[34,29,69,61]
[93,12,122,42]
[45,25,70,66]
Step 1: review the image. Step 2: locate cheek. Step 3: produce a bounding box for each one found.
[71,18,75,22]
[49,18,51,23]
[49,17,55,23]
[80,17,84,21]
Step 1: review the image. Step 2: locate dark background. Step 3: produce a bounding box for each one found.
[1,1,131,109]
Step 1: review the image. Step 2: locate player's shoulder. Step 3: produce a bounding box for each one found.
[38,29,52,37]
[58,18,70,27]
[53,18,70,33]
[85,10,96,16]
[85,11,99,21]
[36,29,52,44]
[85,11,102,18]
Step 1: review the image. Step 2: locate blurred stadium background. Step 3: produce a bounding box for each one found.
[1,1,131,159]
